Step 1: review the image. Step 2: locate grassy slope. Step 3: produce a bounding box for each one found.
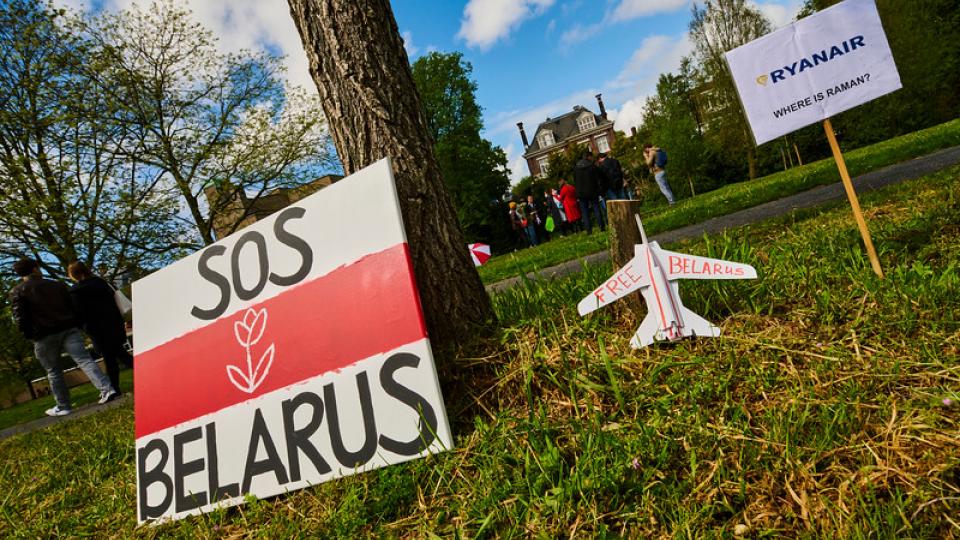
[0,370,133,431]
[1,166,958,537]
[478,117,960,284]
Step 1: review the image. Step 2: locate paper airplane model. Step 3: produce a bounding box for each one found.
[578,216,757,348]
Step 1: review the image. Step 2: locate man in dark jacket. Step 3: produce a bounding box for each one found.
[9,258,117,416]
[573,150,606,234]
[598,153,626,200]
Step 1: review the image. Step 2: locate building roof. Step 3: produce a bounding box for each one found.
[523,106,613,157]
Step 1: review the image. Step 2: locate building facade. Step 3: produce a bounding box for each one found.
[518,94,617,178]
[205,174,343,240]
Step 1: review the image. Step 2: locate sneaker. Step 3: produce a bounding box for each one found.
[98,391,121,405]
[45,406,72,417]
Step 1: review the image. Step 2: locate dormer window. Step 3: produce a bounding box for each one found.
[577,114,596,132]
[538,131,555,148]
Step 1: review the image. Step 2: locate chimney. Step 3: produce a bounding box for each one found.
[517,122,529,148]
[630,126,638,137]
[596,93,607,119]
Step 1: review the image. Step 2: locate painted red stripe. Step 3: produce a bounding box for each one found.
[134,243,426,438]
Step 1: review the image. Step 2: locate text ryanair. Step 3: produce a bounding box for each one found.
[761,36,866,85]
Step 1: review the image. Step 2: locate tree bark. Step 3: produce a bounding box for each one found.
[606,200,645,317]
[286,0,494,348]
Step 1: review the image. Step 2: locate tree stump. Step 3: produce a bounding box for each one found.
[606,200,645,317]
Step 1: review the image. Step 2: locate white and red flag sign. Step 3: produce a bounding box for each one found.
[132,159,453,523]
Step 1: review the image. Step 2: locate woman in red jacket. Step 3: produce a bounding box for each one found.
[558,178,582,232]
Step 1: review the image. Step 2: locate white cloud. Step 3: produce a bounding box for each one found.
[560,23,602,46]
[402,30,420,58]
[457,0,555,50]
[749,0,803,28]
[562,0,689,46]
[606,33,690,130]
[609,0,690,23]
[609,98,647,134]
[56,0,317,91]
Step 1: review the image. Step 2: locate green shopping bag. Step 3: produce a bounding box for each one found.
[545,216,555,232]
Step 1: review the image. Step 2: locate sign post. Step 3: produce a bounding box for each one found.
[725,0,901,277]
[823,118,883,277]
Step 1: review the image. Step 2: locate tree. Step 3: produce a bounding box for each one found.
[688,0,772,180]
[411,52,511,249]
[86,0,336,246]
[286,0,494,347]
[0,0,187,277]
[0,278,41,401]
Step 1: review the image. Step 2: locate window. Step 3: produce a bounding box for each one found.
[538,131,555,148]
[577,114,596,132]
[595,135,610,153]
[537,156,550,177]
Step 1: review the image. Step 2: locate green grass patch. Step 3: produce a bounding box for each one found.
[479,116,960,285]
[1,166,958,536]
[0,369,133,431]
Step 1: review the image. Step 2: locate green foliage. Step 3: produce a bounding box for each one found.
[0,0,188,275]
[412,52,512,250]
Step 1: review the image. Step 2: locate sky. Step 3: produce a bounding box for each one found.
[55,0,804,183]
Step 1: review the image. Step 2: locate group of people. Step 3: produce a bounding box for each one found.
[509,144,675,248]
[9,258,133,417]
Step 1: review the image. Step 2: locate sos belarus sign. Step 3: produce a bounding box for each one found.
[132,159,452,523]
[725,0,901,145]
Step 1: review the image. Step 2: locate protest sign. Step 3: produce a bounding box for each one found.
[132,159,452,523]
[725,0,901,146]
[725,0,899,277]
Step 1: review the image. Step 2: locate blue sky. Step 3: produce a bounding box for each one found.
[57,0,803,182]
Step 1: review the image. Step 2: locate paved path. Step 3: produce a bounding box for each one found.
[0,394,131,441]
[487,145,960,293]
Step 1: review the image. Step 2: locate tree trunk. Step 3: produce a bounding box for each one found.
[286,0,494,348]
[606,200,645,317]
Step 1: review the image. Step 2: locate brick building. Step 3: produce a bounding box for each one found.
[205,174,343,240]
[518,94,617,178]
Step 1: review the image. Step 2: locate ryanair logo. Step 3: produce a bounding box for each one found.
[757,35,866,86]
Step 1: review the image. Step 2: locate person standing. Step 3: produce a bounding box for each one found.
[68,261,134,395]
[598,153,625,200]
[521,195,540,247]
[557,178,582,233]
[9,259,118,416]
[643,143,675,205]
[573,150,606,234]
[508,201,527,249]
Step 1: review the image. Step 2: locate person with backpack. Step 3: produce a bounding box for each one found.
[598,153,626,200]
[9,258,119,416]
[643,143,676,205]
[68,261,134,395]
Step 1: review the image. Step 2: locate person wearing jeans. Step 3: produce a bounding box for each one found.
[10,258,118,416]
[644,143,676,205]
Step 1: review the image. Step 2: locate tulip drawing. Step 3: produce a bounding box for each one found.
[226,307,276,394]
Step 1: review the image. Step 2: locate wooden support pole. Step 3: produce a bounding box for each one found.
[823,118,884,278]
[793,143,803,166]
[607,200,646,316]
[780,147,788,170]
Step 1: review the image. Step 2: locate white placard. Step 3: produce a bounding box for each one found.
[725,0,901,145]
[133,159,452,523]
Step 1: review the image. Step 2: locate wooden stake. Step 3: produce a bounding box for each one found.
[823,118,883,278]
[793,143,803,166]
[607,200,646,316]
[780,147,788,170]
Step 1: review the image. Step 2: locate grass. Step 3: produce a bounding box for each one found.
[478,116,960,285]
[1,165,958,536]
[0,369,133,431]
